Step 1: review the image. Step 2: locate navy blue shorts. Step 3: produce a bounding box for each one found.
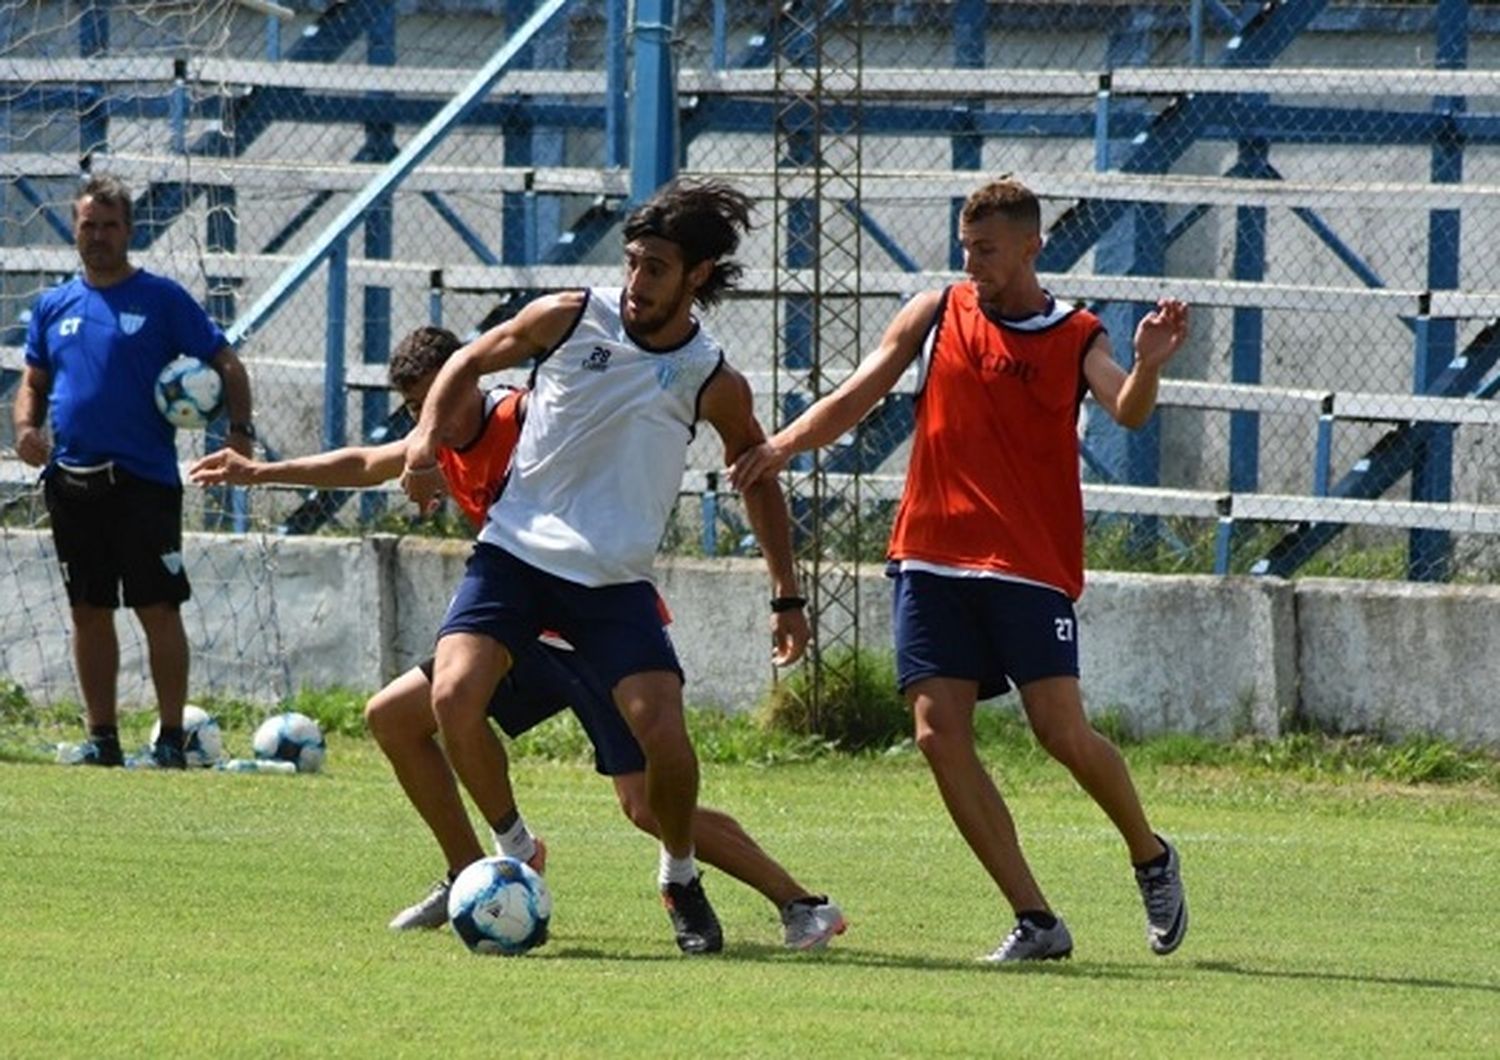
[438,542,684,692]
[890,569,1079,700]
[422,639,645,777]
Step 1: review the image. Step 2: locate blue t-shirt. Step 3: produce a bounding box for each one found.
[24,269,227,486]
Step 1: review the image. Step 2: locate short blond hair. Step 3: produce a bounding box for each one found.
[960,178,1040,231]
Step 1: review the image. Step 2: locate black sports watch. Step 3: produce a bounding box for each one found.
[228,421,257,440]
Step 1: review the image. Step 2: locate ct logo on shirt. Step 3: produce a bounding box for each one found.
[59,317,82,337]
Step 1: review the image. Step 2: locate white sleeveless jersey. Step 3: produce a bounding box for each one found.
[480,288,725,586]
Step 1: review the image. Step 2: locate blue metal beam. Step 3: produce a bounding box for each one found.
[1253,317,1500,577]
[78,0,109,155]
[227,0,574,348]
[948,0,985,270]
[1230,138,1268,494]
[360,5,398,523]
[422,192,501,266]
[631,0,678,202]
[1039,0,1330,274]
[19,88,1500,151]
[1409,0,1468,580]
[605,0,629,167]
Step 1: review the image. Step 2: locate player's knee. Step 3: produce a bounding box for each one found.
[1032,716,1089,764]
[428,678,485,730]
[913,726,944,763]
[618,702,688,757]
[364,694,397,744]
[914,718,965,764]
[616,788,659,835]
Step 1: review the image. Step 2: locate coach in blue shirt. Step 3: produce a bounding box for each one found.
[12,173,255,768]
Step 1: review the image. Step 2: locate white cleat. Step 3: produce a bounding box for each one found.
[388,878,451,931]
[780,895,848,950]
[1136,835,1188,956]
[983,917,1074,963]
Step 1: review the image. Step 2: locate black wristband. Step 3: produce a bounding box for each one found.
[770,595,807,613]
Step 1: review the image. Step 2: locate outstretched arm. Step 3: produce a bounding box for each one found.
[1083,298,1189,429]
[702,366,809,667]
[726,289,941,492]
[402,291,583,510]
[188,438,409,489]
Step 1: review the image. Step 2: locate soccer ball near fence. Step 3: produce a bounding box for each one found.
[149,704,224,768]
[448,856,552,955]
[154,356,223,429]
[251,711,326,773]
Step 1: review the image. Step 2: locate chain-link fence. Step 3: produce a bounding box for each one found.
[5,0,1500,597]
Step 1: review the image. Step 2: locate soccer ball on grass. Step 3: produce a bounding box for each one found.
[154,356,223,429]
[448,856,552,955]
[251,711,326,773]
[148,704,224,767]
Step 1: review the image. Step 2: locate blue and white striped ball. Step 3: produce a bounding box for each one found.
[149,704,224,767]
[251,711,326,773]
[448,856,552,955]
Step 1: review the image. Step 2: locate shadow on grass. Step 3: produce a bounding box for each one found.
[542,941,1162,978]
[1193,959,1500,995]
[535,948,1500,992]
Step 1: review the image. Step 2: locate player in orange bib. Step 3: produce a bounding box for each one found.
[731,177,1189,962]
[190,326,845,949]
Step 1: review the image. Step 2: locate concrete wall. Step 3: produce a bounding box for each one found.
[3,530,1496,746]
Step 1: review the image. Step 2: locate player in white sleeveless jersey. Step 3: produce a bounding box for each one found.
[482,284,725,586]
[402,179,819,955]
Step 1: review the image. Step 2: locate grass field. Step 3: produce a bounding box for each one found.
[2,725,1497,1059]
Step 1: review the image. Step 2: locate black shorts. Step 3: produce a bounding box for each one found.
[43,462,190,610]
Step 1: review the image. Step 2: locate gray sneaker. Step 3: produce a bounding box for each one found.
[983,916,1073,963]
[780,895,848,950]
[388,878,451,931]
[1135,835,1188,956]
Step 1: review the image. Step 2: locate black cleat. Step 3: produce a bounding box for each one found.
[150,742,188,770]
[71,740,124,767]
[662,875,723,955]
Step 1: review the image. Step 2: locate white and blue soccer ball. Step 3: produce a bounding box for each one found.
[251,711,326,773]
[149,704,224,768]
[154,356,223,430]
[448,856,552,955]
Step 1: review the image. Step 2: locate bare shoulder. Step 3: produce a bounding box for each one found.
[485,290,589,360]
[701,358,751,414]
[906,288,946,315]
[517,289,587,331]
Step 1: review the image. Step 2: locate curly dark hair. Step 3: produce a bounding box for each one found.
[622,177,754,307]
[74,173,134,228]
[960,177,1040,232]
[387,326,462,391]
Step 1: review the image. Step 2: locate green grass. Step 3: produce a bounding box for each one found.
[2,722,1497,1059]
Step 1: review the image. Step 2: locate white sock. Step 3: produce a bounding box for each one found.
[658,845,698,889]
[493,813,537,865]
